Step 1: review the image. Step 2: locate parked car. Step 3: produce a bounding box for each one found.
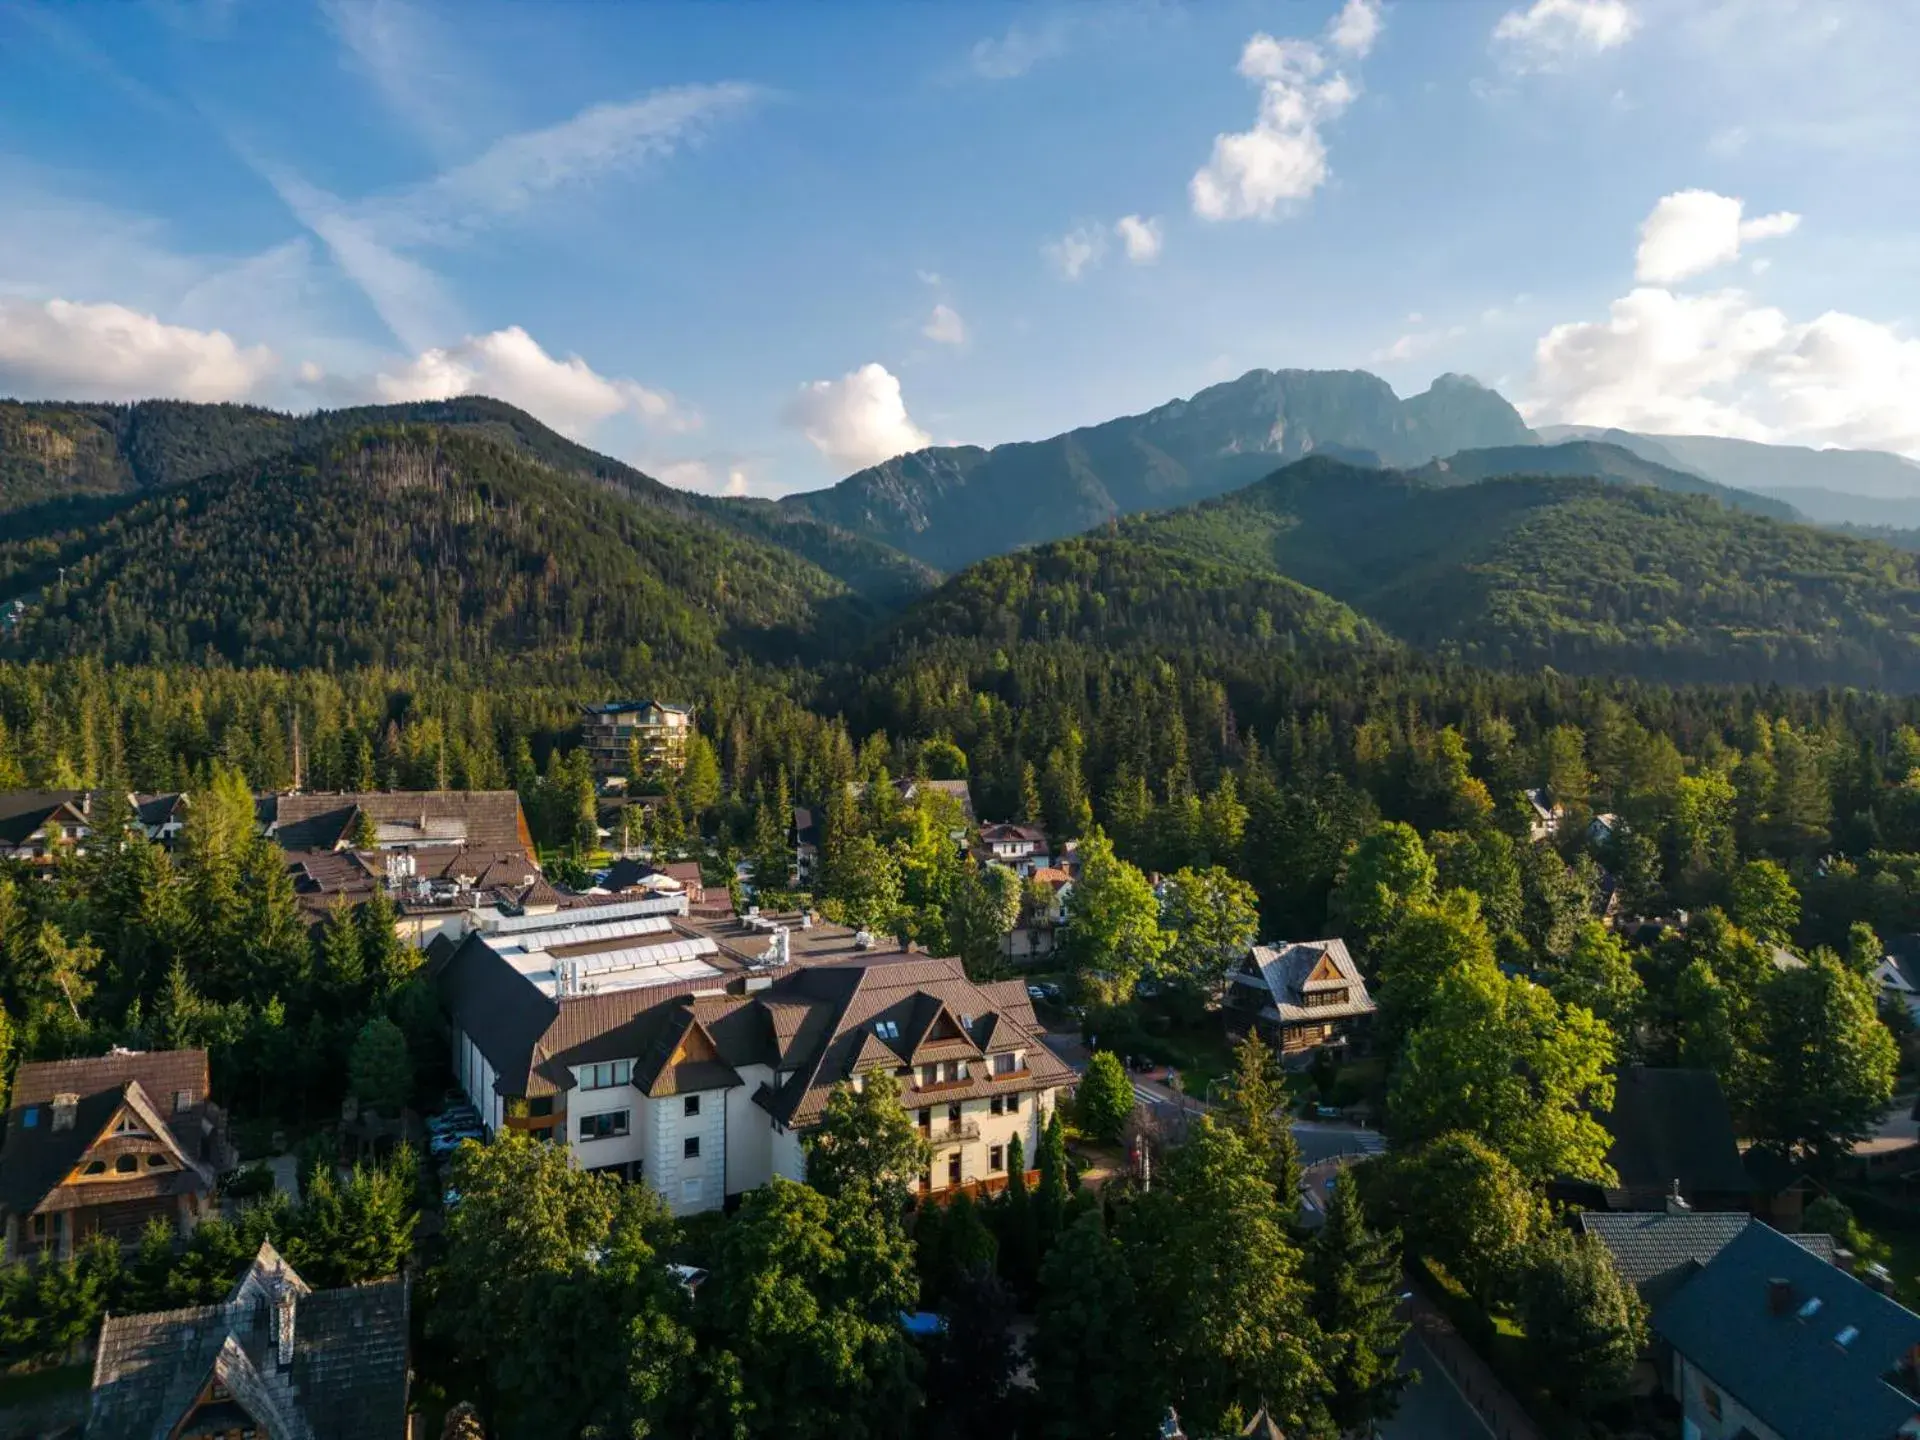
[428,1107,481,1133]
[429,1129,483,1158]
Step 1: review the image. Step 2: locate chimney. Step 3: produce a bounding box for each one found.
[1768,1277,1795,1316]
[50,1093,78,1132]
[1666,1179,1691,1216]
[270,1279,297,1366]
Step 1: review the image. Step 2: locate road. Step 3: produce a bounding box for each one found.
[1379,1332,1496,1440]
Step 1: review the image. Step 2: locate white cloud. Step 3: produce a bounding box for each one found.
[969,18,1073,79]
[252,82,757,351]
[654,457,757,496]
[922,302,967,346]
[371,326,697,438]
[1523,287,1920,457]
[1114,214,1164,264]
[0,297,276,402]
[322,0,475,155]
[1189,19,1375,222]
[1492,0,1639,72]
[1634,188,1801,284]
[1327,0,1384,57]
[782,363,931,471]
[1045,226,1107,280]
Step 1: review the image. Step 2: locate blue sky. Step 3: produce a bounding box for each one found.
[1,0,1917,495]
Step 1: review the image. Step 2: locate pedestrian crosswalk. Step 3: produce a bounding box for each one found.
[1131,1084,1167,1109]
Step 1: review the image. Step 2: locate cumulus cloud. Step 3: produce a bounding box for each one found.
[1635,189,1801,284]
[0,297,276,402]
[1327,0,1384,57]
[782,363,931,471]
[653,457,758,497]
[1522,200,1920,457]
[1045,226,1108,280]
[1190,6,1381,223]
[923,302,967,346]
[371,325,696,438]
[1493,0,1639,72]
[1114,214,1164,264]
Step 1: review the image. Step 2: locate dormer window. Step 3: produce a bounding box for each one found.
[583,1060,633,1090]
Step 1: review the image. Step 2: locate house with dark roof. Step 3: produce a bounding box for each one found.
[131,792,190,845]
[0,1049,228,1261]
[0,789,93,863]
[434,902,1074,1215]
[1652,1218,1920,1440]
[1554,1067,1755,1214]
[88,1240,409,1439]
[1579,1209,1838,1309]
[1876,934,1920,1023]
[1225,940,1377,1055]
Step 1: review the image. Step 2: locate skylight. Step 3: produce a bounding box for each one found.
[1835,1325,1859,1347]
[1798,1296,1824,1319]
[874,1020,899,1041]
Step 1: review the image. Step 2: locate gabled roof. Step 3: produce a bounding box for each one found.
[1602,1068,1751,1199]
[131,792,188,828]
[582,699,691,717]
[89,1245,409,1440]
[979,822,1047,844]
[1579,1210,1837,1307]
[1236,940,1377,1024]
[1652,1220,1920,1440]
[0,790,89,845]
[0,1050,213,1217]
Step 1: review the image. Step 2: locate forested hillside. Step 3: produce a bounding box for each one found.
[1115,457,1920,691]
[0,397,937,605]
[780,368,1535,570]
[0,427,877,677]
[1413,439,1799,520]
[877,537,1385,660]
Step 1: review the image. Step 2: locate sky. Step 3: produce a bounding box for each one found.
[1,0,1917,497]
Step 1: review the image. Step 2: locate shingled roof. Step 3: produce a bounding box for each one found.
[1235,940,1377,1024]
[1653,1220,1920,1440]
[0,790,89,846]
[1602,1067,1752,1201]
[268,790,531,854]
[1580,1210,1838,1307]
[0,1050,216,1218]
[89,1244,409,1440]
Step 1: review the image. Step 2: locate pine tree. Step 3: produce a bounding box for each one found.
[316,898,366,1015]
[356,889,411,999]
[1220,1031,1303,1209]
[1035,1109,1071,1252]
[1308,1179,1410,1434]
[999,1131,1039,1294]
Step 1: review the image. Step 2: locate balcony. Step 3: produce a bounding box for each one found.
[919,1119,982,1147]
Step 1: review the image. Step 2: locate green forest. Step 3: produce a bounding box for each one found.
[4,399,1920,1437]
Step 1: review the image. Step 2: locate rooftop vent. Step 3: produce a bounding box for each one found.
[1768,1278,1795,1315]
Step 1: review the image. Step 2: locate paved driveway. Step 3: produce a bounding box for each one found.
[1378,1331,1494,1440]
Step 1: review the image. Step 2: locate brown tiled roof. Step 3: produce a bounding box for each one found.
[1,1051,215,1217]
[269,790,531,853]
[89,1246,408,1440]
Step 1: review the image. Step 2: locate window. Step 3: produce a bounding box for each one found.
[684,1136,701,1160]
[989,1144,1004,1171]
[577,1110,630,1141]
[873,1020,899,1041]
[583,1060,633,1090]
[1007,1092,1021,1113]
[682,1177,704,1205]
[29,1214,47,1240]
[684,1095,701,1117]
[21,1107,36,1129]
[113,1118,147,1136]
[920,1064,937,1088]
[990,1095,1004,1116]
[994,1052,1018,1075]
[173,1090,193,1115]
[83,1160,107,1176]
[116,1154,138,1174]
[147,1154,169,1169]
[917,1108,932,1130]
[528,1097,554,1118]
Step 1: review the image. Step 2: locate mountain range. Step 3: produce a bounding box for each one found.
[5,372,1920,693]
[777,369,1535,571]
